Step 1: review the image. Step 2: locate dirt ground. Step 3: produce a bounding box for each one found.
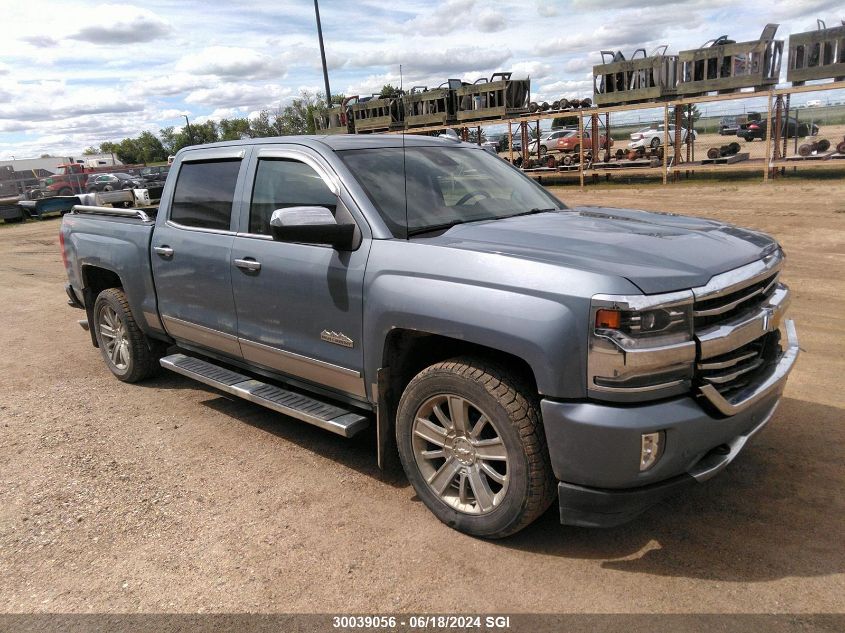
[0,180,843,614]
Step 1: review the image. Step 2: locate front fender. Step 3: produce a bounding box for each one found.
[364,273,587,399]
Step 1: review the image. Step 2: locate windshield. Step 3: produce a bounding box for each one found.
[338,146,565,237]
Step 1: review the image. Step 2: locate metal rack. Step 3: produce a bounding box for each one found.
[384,80,845,187]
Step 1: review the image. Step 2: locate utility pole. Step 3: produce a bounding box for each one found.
[314,0,332,106]
[184,114,195,145]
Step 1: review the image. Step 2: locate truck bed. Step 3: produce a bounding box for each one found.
[61,206,161,337]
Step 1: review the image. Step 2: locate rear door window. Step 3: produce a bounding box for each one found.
[170,159,241,230]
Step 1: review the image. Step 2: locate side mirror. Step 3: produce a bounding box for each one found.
[269,206,355,250]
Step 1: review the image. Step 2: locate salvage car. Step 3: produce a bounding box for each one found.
[737,117,819,141]
[541,129,612,153]
[85,173,144,193]
[719,116,740,136]
[60,135,798,538]
[629,124,697,149]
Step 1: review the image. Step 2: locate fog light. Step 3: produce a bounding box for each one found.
[640,432,664,471]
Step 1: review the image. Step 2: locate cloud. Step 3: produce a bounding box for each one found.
[768,0,844,21]
[509,61,554,81]
[176,47,286,80]
[394,0,504,35]
[537,3,558,17]
[346,46,512,76]
[476,10,507,33]
[564,58,593,73]
[68,5,172,44]
[0,80,143,125]
[185,83,293,108]
[131,73,208,98]
[536,11,679,56]
[402,0,477,35]
[21,35,58,48]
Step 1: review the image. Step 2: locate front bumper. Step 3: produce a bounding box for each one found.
[556,400,779,527]
[542,320,798,527]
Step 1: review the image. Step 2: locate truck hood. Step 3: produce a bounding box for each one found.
[423,206,777,294]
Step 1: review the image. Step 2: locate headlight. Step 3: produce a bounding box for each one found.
[588,291,696,401]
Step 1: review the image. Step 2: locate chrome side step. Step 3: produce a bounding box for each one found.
[160,353,369,437]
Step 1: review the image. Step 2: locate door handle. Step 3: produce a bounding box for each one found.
[234,258,261,272]
[154,246,174,258]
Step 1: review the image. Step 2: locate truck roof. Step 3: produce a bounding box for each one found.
[177,133,465,156]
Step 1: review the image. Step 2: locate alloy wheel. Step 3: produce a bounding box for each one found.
[411,394,509,515]
[98,305,130,371]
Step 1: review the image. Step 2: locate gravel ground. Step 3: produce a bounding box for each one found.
[0,180,843,614]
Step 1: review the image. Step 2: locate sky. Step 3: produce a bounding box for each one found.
[0,0,842,159]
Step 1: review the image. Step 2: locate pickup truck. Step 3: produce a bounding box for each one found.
[60,135,799,538]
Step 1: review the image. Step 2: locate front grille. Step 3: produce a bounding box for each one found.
[693,271,779,329]
[692,256,787,412]
[697,331,781,399]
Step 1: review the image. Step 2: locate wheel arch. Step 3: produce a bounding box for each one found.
[375,329,542,470]
[80,264,124,347]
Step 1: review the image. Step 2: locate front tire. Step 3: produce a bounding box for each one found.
[93,288,160,383]
[396,358,555,538]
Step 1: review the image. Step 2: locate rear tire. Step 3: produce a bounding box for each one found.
[93,288,161,383]
[396,358,556,538]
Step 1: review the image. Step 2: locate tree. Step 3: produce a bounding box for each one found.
[248,109,275,138]
[379,84,402,99]
[135,131,166,164]
[219,117,252,141]
[158,127,183,156]
[186,120,219,146]
[82,146,98,155]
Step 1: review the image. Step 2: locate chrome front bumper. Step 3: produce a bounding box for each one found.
[699,319,799,416]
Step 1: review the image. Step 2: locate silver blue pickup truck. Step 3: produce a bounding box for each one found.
[60,135,799,538]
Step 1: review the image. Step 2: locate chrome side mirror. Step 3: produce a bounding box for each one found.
[269,206,355,250]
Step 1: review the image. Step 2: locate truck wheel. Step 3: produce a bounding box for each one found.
[93,288,160,383]
[58,188,72,196]
[396,358,555,538]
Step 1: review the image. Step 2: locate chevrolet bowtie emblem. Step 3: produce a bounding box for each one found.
[321,330,354,348]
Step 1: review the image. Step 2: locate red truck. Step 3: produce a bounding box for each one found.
[37,163,124,198]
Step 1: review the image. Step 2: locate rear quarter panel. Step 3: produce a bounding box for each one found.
[62,214,161,335]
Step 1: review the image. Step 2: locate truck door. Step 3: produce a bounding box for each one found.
[230,146,371,400]
[151,147,250,359]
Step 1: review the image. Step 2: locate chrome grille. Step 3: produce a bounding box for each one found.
[697,332,780,400]
[693,271,779,329]
[692,252,789,411]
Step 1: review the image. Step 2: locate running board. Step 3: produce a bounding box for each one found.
[160,353,369,438]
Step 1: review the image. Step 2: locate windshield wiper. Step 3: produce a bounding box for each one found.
[407,208,560,237]
[507,207,559,219]
[406,220,468,237]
